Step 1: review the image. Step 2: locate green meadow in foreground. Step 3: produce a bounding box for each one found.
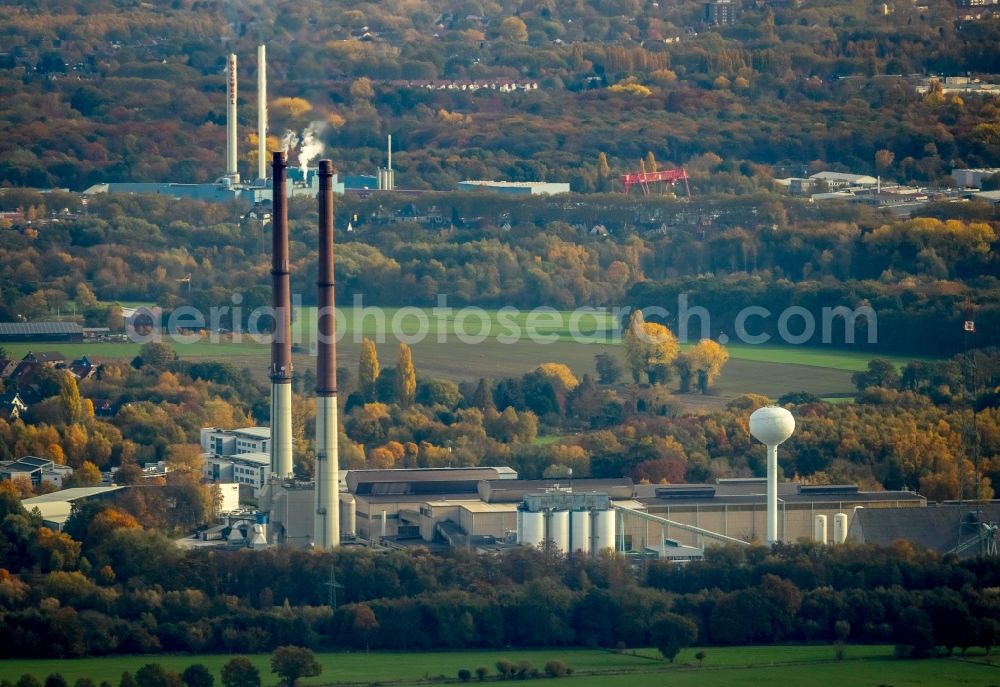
[0,646,995,687]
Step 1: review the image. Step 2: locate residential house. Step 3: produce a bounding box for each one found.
[68,355,99,380]
[0,392,27,421]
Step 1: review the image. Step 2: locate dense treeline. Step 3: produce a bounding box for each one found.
[0,191,997,355]
[1,490,998,659]
[1,0,1000,190]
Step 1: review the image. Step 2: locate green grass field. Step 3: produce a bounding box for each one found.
[0,646,996,687]
[5,306,919,403]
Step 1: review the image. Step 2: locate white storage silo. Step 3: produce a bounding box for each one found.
[340,494,356,538]
[550,510,570,553]
[593,509,617,553]
[833,512,848,544]
[571,510,592,554]
[519,511,545,547]
[814,514,828,545]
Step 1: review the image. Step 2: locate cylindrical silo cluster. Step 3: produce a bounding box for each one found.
[516,491,617,556]
[570,510,591,553]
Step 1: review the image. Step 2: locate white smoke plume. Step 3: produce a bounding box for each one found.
[298,120,328,177]
[280,129,299,155]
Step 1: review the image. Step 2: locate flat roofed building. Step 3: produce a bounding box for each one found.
[457,180,570,195]
[200,426,270,457]
[849,503,1000,558]
[628,480,925,548]
[21,486,124,531]
[479,477,633,503]
[808,171,878,188]
[952,168,1000,189]
[0,456,72,488]
[203,450,271,497]
[347,467,517,541]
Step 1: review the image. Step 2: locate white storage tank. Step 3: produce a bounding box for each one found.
[571,510,592,554]
[833,512,848,544]
[519,510,545,547]
[340,494,356,538]
[814,514,828,545]
[593,509,616,553]
[550,510,570,553]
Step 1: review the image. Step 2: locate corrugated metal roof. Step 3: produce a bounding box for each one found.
[480,478,634,503]
[851,504,1000,558]
[22,486,124,504]
[232,427,270,439]
[346,467,502,492]
[638,490,924,507]
[458,501,517,514]
[0,322,83,335]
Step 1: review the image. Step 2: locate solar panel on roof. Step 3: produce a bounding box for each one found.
[0,322,83,335]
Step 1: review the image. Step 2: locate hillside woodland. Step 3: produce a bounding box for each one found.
[0,192,997,355]
[0,0,999,191]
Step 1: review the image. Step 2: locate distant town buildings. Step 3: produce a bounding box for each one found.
[916,76,1000,96]
[705,0,738,25]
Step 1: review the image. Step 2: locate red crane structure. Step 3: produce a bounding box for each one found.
[620,168,691,197]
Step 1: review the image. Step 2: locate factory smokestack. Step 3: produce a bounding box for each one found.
[314,160,340,548]
[270,151,293,479]
[257,45,267,183]
[226,53,239,183]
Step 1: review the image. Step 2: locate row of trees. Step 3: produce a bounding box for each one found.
[11,648,319,687]
[1,489,998,660]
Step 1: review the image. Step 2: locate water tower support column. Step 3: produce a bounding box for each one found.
[767,443,778,544]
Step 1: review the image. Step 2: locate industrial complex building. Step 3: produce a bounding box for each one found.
[232,460,955,558]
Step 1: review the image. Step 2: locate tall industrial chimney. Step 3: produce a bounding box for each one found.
[270,151,293,479]
[314,160,340,548]
[226,53,239,183]
[387,134,394,190]
[257,45,267,183]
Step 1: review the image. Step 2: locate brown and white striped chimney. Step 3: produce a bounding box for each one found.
[314,160,340,547]
[270,151,294,480]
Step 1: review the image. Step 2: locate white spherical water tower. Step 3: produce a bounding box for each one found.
[749,406,796,545]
